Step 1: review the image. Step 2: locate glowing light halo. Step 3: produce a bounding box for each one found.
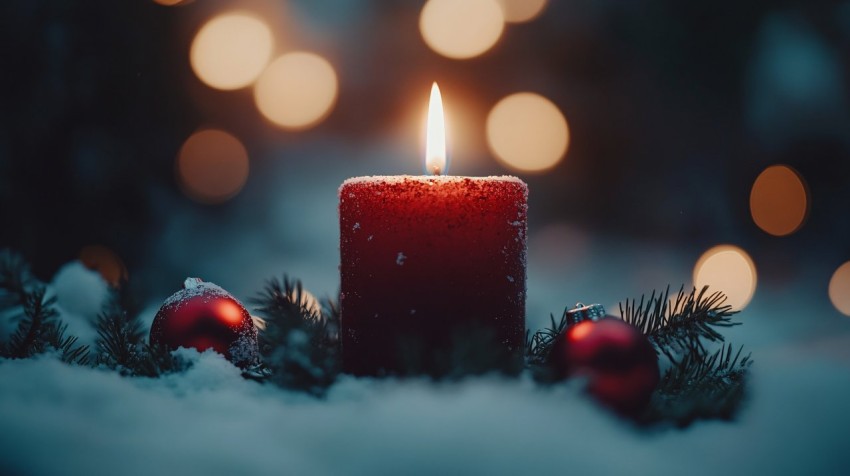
[419,0,505,59]
[190,12,274,90]
[176,129,250,204]
[829,261,850,316]
[749,164,809,237]
[253,52,339,130]
[496,0,549,23]
[486,92,569,173]
[79,245,128,286]
[153,0,190,6]
[693,245,757,311]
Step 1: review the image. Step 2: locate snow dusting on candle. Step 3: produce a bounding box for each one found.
[341,175,527,187]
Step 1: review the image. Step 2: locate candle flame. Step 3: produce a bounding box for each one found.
[425,82,447,175]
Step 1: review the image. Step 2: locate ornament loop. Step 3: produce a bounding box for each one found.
[565,303,606,326]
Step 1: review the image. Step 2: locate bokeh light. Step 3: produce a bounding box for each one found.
[301,288,323,317]
[828,261,850,316]
[749,164,809,236]
[153,0,190,6]
[486,92,569,173]
[419,0,505,59]
[496,0,548,23]
[176,129,249,204]
[190,12,273,90]
[79,245,127,286]
[693,245,757,310]
[254,52,339,130]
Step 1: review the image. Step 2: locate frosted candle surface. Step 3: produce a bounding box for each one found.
[339,175,527,376]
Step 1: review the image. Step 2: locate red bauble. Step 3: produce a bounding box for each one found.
[150,278,258,367]
[551,313,659,414]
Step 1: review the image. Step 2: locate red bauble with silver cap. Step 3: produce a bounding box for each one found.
[551,303,659,414]
[150,278,259,367]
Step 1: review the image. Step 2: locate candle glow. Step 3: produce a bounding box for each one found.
[425,82,447,175]
[338,82,528,375]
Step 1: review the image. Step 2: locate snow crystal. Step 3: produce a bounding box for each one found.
[228,323,260,366]
[162,278,235,310]
[353,222,360,231]
[396,252,407,266]
[341,175,527,186]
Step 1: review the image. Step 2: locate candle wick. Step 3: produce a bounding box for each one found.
[431,165,442,176]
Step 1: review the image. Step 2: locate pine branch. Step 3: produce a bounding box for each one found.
[251,276,340,395]
[640,343,751,426]
[4,287,58,358]
[94,287,182,377]
[526,309,570,366]
[1,282,90,364]
[619,287,752,426]
[94,289,145,373]
[44,322,91,365]
[619,285,738,358]
[526,285,752,425]
[2,250,90,363]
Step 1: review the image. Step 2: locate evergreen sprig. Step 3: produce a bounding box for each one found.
[251,276,340,395]
[526,285,752,426]
[620,285,739,361]
[94,288,184,377]
[0,250,89,364]
[95,291,145,372]
[525,308,570,366]
[43,321,91,365]
[640,343,751,426]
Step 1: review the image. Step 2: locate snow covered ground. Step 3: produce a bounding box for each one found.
[1,334,849,476]
[3,261,850,476]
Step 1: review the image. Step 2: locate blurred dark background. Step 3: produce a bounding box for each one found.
[1,0,848,323]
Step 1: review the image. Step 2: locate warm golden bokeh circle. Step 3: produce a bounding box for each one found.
[750,165,809,236]
[254,52,339,130]
[693,245,757,311]
[153,0,190,6]
[190,13,273,90]
[176,129,249,203]
[419,0,505,59]
[496,0,548,23]
[486,92,569,173]
[79,245,128,286]
[829,261,850,316]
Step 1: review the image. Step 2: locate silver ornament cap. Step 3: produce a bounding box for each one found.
[565,303,606,327]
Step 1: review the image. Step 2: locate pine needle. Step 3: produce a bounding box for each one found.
[526,284,752,426]
[620,285,739,359]
[250,276,340,395]
[94,287,183,377]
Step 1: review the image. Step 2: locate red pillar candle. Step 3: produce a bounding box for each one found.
[338,84,528,376]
